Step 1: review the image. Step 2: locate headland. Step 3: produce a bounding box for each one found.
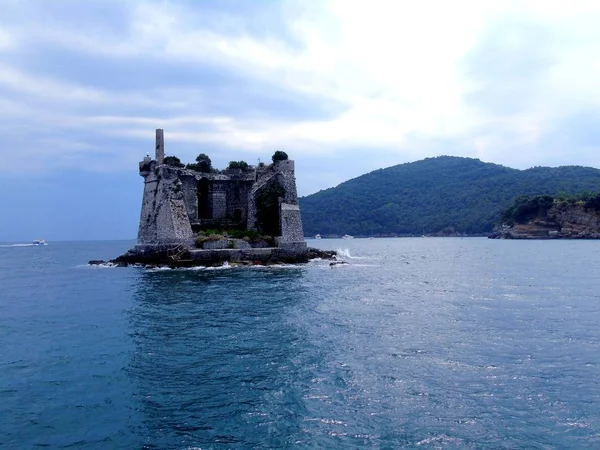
[489,194,600,239]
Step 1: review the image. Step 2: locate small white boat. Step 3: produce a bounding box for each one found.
[315,234,322,239]
[342,234,354,239]
[32,239,47,245]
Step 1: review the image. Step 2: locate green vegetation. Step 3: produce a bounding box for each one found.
[194,232,224,247]
[299,156,600,236]
[176,151,290,172]
[500,195,554,225]
[187,153,212,172]
[228,160,249,171]
[272,150,288,163]
[163,155,185,168]
[194,229,276,248]
[501,192,600,225]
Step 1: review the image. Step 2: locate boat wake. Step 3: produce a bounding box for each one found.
[0,243,38,247]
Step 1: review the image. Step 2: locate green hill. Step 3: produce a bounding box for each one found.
[299,156,600,236]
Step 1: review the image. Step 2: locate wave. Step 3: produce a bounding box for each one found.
[335,248,368,259]
[80,263,118,269]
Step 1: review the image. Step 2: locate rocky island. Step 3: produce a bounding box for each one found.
[489,194,600,239]
[92,129,335,267]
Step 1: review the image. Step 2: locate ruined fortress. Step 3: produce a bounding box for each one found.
[135,129,306,257]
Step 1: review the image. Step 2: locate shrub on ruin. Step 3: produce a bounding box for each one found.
[271,150,288,163]
[228,160,249,171]
[194,153,212,172]
[163,156,184,167]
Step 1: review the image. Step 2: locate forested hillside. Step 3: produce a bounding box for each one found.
[299,156,600,236]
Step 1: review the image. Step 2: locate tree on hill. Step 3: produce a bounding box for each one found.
[501,192,600,225]
[299,156,600,236]
[501,195,554,225]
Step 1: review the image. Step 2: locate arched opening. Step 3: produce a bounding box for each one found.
[197,178,212,219]
[233,208,242,222]
[255,182,285,236]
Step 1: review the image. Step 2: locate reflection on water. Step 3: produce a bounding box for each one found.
[127,268,316,448]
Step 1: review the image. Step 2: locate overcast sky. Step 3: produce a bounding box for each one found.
[1,0,599,241]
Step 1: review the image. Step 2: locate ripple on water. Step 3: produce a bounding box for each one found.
[2,239,600,448]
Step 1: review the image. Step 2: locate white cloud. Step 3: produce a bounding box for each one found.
[1,0,600,186]
[0,27,16,50]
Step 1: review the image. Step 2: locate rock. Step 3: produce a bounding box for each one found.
[88,260,106,265]
[330,261,349,267]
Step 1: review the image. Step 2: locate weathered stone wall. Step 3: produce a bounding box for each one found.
[179,173,200,221]
[246,160,305,247]
[201,239,252,250]
[137,166,194,246]
[278,203,307,249]
[224,180,252,224]
[273,160,298,203]
[247,170,279,231]
[212,182,227,219]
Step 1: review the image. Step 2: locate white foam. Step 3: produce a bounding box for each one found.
[146,266,174,271]
[335,248,368,260]
[84,263,118,269]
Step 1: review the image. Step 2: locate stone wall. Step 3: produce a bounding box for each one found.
[278,203,307,249]
[224,180,252,225]
[212,182,227,219]
[137,166,194,246]
[179,173,201,221]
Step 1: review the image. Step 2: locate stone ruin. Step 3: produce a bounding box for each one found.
[136,129,307,253]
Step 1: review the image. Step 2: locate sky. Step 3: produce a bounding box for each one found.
[1,0,600,241]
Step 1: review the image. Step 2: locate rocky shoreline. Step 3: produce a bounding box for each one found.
[488,226,600,239]
[489,202,600,239]
[89,246,336,268]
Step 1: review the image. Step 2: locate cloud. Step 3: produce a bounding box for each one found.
[0,0,600,188]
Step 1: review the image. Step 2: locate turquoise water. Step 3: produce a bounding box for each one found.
[1,238,600,448]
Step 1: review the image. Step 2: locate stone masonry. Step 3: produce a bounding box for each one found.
[136,129,307,252]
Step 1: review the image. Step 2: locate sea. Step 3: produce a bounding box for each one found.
[1,237,599,449]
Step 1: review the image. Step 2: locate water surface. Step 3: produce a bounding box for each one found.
[1,238,599,448]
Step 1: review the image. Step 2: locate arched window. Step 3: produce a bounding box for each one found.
[197,178,211,219]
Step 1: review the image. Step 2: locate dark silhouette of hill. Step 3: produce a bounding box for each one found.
[299,156,600,236]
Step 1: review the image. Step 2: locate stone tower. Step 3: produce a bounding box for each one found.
[155,129,164,164]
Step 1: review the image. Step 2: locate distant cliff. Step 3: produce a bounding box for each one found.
[489,194,600,239]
